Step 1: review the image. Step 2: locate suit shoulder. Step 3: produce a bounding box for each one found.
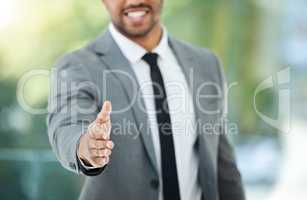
[171,38,218,61]
[55,46,96,69]
[172,38,222,72]
[171,38,225,84]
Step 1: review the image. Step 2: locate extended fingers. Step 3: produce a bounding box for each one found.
[88,139,114,150]
[88,121,111,140]
[90,148,112,157]
[87,140,113,167]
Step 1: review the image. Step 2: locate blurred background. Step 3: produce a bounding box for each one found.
[0,0,306,199]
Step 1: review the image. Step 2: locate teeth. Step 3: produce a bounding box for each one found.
[127,11,146,18]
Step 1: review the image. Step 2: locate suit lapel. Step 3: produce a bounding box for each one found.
[169,37,218,198]
[91,31,159,175]
[168,37,207,137]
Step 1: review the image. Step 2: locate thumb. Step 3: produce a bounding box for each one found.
[96,101,112,124]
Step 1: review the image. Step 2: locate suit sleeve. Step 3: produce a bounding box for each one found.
[47,53,105,176]
[217,134,245,200]
[212,53,246,200]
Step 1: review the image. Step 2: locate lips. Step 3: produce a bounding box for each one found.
[126,11,147,18]
[123,6,151,18]
[122,7,151,25]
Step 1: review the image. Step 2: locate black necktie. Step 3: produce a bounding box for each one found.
[142,53,181,200]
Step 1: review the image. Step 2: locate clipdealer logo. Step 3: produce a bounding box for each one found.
[253,67,291,134]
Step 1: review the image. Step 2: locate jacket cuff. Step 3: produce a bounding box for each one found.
[76,155,107,176]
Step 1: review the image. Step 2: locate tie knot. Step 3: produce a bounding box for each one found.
[142,53,158,67]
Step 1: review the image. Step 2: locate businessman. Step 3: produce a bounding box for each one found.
[47,0,245,200]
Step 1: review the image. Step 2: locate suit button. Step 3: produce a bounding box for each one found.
[150,179,159,189]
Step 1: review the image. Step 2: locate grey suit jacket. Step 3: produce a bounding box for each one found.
[47,30,245,200]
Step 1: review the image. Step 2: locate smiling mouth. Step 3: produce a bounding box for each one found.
[123,7,151,18]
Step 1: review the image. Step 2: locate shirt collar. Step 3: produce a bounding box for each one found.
[108,23,169,64]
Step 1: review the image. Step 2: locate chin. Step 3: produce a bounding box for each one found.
[121,25,154,38]
[127,29,151,37]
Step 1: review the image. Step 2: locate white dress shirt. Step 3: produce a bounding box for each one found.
[109,24,202,200]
